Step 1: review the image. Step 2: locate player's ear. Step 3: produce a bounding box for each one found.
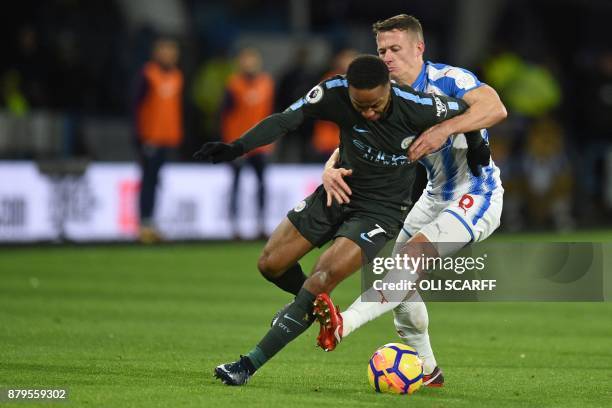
[416,41,425,55]
[383,82,392,99]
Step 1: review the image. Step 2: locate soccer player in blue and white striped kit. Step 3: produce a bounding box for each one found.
[315,14,507,387]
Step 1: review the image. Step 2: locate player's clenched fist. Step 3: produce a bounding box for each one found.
[193,142,244,163]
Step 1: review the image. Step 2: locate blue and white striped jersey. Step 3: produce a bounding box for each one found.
[411,62,503,202]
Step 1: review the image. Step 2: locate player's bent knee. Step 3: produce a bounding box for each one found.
[257,250,283,279]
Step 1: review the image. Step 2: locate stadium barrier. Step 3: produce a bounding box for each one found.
[0,161,323,242]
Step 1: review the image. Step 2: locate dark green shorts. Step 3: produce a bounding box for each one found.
[287,185,407,262]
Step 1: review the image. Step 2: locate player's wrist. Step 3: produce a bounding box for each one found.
[231,140,245,157]
[434,121,455,139]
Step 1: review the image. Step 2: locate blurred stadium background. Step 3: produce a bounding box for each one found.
[1,0,612,242]
[2,2,612,406]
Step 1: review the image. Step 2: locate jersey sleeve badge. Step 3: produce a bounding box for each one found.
[305,85,324,104]
[450,69,477,90]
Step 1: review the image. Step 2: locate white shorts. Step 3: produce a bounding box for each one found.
[397,190,503,256]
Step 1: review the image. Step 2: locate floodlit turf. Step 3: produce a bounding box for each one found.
[1,234,611,407]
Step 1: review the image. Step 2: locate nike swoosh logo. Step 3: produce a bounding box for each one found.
[360,233,373,243]
[353,125,369,133]
[283,314,304,327]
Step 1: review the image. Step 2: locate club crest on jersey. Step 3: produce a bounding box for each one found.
[293,200,306,212]
[305,85,324,104]
[401,136,415,149]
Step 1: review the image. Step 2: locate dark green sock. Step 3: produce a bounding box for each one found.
[264,263,307,295]
[246,288,316,371]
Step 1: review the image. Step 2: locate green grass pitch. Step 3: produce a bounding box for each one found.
[1,232,611,407]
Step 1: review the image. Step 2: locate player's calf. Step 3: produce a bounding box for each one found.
[270,302,292,327]
[302,236,363,295]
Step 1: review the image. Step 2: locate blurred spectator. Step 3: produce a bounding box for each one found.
[135,38,184,243]
[484,51,561,118]
[310,48,357,161]
[221,47,274,238]
[276,46,317,112]
[576,49,612,213]
[1,26,48,115]
[192,49,235,141]
[13,25,49,108]
[521,117,574,231]
[1,70,29,116]
[490,123,523,232]
[484,50,569,230]
[275,46,318,162]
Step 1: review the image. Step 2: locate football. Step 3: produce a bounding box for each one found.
[367,343,424,394]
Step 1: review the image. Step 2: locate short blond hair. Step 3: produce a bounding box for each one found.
[372,14,424,42]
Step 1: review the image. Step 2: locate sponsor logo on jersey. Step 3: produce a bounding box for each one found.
[305,85,324,104]
[352,139,408,167]
[458,194,474,214]
[433,95,448,118]
[293,200,306,212]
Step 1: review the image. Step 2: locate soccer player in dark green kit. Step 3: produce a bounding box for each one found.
[194,55,488,385]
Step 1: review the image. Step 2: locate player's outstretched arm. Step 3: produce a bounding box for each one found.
[449,84,507,134]
[321,148,353,206]
[193,109,306,163]
[401,91,468,161]
[195,79,339,163]
[408,121,453,162]
[408,85,506,162]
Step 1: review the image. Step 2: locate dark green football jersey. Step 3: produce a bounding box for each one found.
[237,75,468,217]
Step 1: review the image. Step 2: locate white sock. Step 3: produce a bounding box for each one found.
[341,261,418,337]
[341,297,400,337]
[393,297,437,375]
